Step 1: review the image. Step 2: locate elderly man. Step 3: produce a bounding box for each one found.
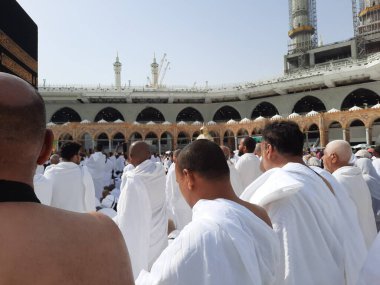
[323,140,377,248]
[241,121,346,285]
[115,141,167,278]
[0,73,134,284]
[136,140,280,285]
[235,137,262,189]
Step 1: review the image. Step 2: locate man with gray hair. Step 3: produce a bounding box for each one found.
[323,140,377,248]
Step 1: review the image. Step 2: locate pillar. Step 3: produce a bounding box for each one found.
[158,140,162,154]
[108,139,112,152]
[234,136,238,150]
[319,128,328,148]
[342,129,350,142]
[366,128,372,146]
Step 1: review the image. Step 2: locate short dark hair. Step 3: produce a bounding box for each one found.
[177,140,229,181]
[374,145,380,154]
[262,121,304,156]
[243,137,256,153]
[60,142,81,160]
[96,144,103,152]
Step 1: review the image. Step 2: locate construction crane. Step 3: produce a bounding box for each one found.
[159,62,170,88]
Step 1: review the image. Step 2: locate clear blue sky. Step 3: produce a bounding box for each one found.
[17,0,353,87]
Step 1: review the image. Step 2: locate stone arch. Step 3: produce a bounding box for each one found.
[293,96,327,114]
[176,107,204,122]
[78,132,93,152]
[341,88,380,110]
[57,133,73,150]
[372,118,380,145]
[328,121,343,142]
[237,128,249,138]
[51,107,81,124]
[129,132,143,143]
[213,106,241,122]
[209,130,220,145]
[145,132,159,152]
[177,132,191,148]
[136,107,165,123]
[112,132,125,151]
[305,124,320,148]
[251,102,279,119]
[223,129,235,150]
[349,119,366,144]
[95,107,124,122]
[95,132,110,152]
[160,132,174,152]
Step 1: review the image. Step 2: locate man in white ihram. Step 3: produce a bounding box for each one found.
[136,139,280,285]
[220,145,244,196]
[323,140,377,249]
[85,144,106,199]
[115,141,167,278]
[235,137,262,189]
[44,142,95,213]
[241,121,346,285]
[165,149,192,231]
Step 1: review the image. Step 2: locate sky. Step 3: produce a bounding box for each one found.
[17,0,354,87]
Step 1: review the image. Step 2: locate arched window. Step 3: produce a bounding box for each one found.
[293,96,326,114]
[136,107,165,123]
[213,106,241,122]
[341,89,380,110]
[176,107,204,122]
[51,107,81,124]
[95,107,124,122]
[251,102,278,119]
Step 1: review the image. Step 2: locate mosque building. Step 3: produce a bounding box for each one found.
[41,0,380,153]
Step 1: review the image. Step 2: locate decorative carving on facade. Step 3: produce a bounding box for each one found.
[0,30,38,72]
[1,53,33,84]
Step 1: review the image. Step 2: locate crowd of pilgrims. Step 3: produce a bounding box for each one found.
[33,125,380,285]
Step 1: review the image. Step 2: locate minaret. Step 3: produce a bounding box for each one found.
[288,0,317,53]
[113,53,122,91]
[151,54,159,89]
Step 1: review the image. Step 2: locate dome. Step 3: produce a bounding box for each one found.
[226,119,237,125]
[270,114,283,121]
[80,119,91,124]
[146,121,156,125]
[254,116,265,122]
[133,121,140,125]
[177,121,187,125]
[371,103,380,109]
[349,105,362,111]
[46,122,56,126]
[306,110,319,117]
[240,118,251,124]
[192,121,202,126]
[207,120,216,125]
[114,119,124,123]
[63,122,71,126]
[162,121,171,125]
[327,108,340,113]
[288,112,300,118]
[97,119,108,123]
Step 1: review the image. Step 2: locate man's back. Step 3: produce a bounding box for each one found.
[333,165,377,248]
[44,162,95,213]
[0,203,133,285]
[136,199,280,285]
[235,153,261,189]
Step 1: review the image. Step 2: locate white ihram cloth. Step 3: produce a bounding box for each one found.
[372,158,380,177]
[44,162,96,213]
[333,166,377,249]
[241,163,345,285]
[357,232,380,285]
[227,160,244,196]
[136,199,281,285]
[235,153,262,189]
[115,160,168,278]
[165,163,192,230]
[103,158,114,187]
[355,158,380,216]
[311,167,367,285]
[85,152,106,198]
[120,163,135,191]
[33,174,53,205]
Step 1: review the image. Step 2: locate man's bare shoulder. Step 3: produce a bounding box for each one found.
[236,199,273,228]
[0,203,134,285]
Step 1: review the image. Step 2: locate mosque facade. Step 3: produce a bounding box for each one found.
[41,1,380,152]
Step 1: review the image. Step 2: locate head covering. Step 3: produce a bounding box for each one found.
[355,158,380,201]
[355,149,372,159]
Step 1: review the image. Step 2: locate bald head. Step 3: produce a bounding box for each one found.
[129,141,150,166]
[220,145,230,160]
[323,140,353,173]
[0,73,46,143]
[0,73,52,185]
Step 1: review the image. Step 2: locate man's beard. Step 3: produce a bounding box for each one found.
[238,150,244,157]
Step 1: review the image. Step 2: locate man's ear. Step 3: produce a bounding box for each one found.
[37,129,54,165]
[183,169,195,191]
